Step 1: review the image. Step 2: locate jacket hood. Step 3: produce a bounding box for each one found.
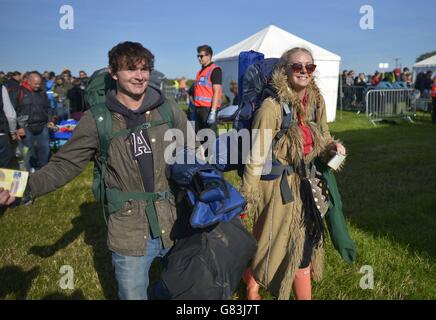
[105,85,164,119]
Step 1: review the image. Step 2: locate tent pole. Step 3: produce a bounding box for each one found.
[339,61,343,120]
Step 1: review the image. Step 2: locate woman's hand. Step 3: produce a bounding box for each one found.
[335,143,346,156]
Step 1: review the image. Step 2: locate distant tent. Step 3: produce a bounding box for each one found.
[413,54,436,80]
[214,25,341,122]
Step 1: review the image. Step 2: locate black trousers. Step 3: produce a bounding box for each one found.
[194,107,217,133]
[0,134,12,168]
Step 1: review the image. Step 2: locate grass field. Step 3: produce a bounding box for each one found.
[0,110,435,300]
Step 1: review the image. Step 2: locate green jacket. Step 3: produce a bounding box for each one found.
[28,98,191,256]
[317,161,356,263]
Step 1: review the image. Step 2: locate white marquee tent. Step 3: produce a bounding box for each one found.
[413,54,436,80]
[214,25,341,122]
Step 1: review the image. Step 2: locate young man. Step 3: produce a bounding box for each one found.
[191,45,222,133]
[0,41,192,300]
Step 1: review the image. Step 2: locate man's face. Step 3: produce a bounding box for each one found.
[111,60,150,97]
[79,71,87,78]
[29,75,42,91]
[197,51,212,67]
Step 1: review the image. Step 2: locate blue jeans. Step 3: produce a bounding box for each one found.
[112,237,170,300]
[18,127,50,171]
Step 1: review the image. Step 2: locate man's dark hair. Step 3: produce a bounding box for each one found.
[197,45,213,56]
[109,41,154,73]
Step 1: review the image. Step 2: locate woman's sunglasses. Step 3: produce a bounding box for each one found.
[289,63,317,74]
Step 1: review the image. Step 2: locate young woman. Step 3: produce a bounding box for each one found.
[241,47,346,300]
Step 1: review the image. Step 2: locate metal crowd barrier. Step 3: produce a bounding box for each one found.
[164,86,178,100]
[340,85,370,113]
[365,89,415,125]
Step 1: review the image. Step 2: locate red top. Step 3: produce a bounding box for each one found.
[432,85,436,98]
[298,93,313,156]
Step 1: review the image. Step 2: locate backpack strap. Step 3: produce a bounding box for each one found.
[158,99,175,128]
[90,102,112,223]
[260,101,295,204]
[271,101,293,156]
[17,87,25,106]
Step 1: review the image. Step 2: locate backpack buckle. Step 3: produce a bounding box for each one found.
[155,191,170,201]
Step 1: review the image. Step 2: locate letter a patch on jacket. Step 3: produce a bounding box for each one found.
[132,130,152,157]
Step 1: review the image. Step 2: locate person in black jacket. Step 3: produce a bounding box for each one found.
[5,71,22,109]
[15,72,54,172]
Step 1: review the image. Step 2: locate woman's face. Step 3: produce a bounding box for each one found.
[286,51,315,91]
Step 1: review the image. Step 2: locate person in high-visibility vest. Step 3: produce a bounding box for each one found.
[191,45,222,133]
[431,76,436,124]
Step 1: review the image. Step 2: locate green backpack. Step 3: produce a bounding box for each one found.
[84,69,174,237]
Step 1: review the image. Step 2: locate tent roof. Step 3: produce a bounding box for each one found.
[214,25,341,62]
[413,54,436,68]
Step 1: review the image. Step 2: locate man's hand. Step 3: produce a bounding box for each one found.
[47,122,55,129]
[0,188,16,206]
[207,109,217,125]
[16,128,25,141]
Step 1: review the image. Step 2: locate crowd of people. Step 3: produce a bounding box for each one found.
[341,67,434,95]
[0,69,89,172]
[340,67,436,115]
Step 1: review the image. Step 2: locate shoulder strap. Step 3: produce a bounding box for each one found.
[90,102,112,161]
[90,102,112,223]
[157,100,174,128]
[272,101,293,149]
[18,87,25,106]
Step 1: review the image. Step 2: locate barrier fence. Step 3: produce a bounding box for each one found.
[365,89,415,125]
[340,85,369,113]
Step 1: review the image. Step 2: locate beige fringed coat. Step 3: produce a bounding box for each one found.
[241,70,335,300]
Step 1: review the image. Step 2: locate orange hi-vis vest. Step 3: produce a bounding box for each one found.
[193,63,221,108]
[431,83,436,98]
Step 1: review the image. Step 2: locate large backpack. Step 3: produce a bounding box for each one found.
[215,51,294,178]
[84,69,174,231]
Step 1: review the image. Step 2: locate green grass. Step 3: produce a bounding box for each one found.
[0,111,435,299]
